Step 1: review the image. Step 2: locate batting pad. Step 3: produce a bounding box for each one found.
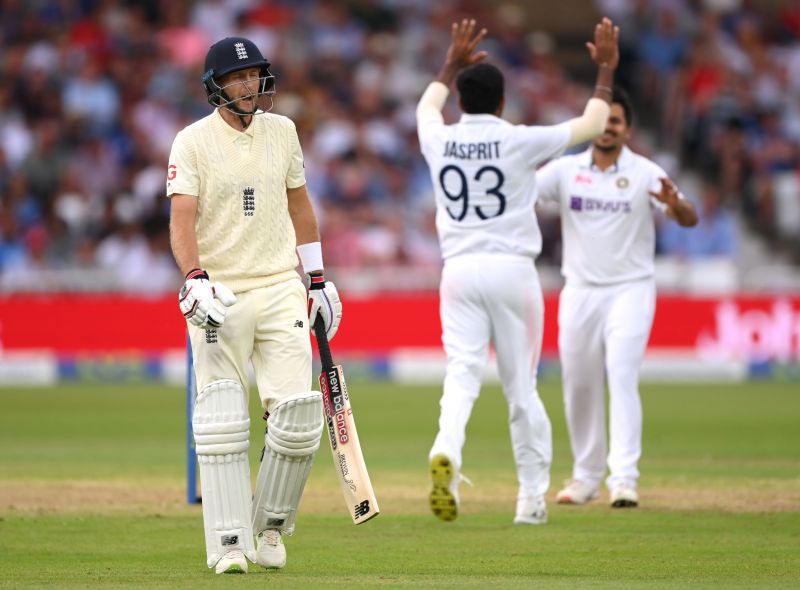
[253,391,323,535]
[193,379,257,567]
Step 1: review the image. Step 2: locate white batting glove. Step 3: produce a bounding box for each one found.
[179,269,237,329]
[307,274,342,340]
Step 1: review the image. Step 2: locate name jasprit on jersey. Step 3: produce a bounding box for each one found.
[443,140,501,160]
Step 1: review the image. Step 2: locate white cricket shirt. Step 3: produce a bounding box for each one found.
[167,109,306,293]
[536,146,674,286]
[417,85,570,260]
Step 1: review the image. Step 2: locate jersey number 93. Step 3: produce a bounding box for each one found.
[439,164,506,222]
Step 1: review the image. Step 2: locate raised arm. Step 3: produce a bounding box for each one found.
[566,17,620,147]
[416,19,488,126]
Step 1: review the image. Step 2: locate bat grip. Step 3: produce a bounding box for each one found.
[314,315,334,371]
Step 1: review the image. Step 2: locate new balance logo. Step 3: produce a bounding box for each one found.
[354,500,371,519]
[205,329,217,344]
[243,187,255,216]
[221,535,238,546]
[234,42,248,60]
[294,320,304,328]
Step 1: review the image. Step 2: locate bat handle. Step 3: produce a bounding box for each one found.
[314,315,334,371]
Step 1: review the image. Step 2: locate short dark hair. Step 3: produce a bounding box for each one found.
[612,86,634,127]
[456,63,504,114]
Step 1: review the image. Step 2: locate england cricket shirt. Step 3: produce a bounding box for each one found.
[167,109,306,292]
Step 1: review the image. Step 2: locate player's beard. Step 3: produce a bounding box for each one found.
[593,131,622,153]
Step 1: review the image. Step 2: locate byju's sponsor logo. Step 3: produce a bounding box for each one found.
[569,195,631,214]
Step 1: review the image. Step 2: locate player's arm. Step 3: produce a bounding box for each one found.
[287,184,320,256]
[536,161,562,204]
[649,177,698,227]
[169,193,236,328]
[416,19,488,126]
[565,17,619,147]
[288,184,343,339]
[169,194,201,275]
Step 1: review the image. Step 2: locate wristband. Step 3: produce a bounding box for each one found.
[185,268,209,281]
[595,85,613,95]
[308,274,326,290]
[297,241,324,274]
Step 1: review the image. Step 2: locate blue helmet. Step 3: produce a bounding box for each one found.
[202,37,275,108]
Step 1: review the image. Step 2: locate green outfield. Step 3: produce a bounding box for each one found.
[1,380,798,589]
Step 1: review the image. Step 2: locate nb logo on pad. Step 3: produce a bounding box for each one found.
[221,535,239,546]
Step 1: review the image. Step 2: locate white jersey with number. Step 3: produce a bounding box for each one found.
[536,146,675,286]
[418,112,570,260]
[166,109,306,293]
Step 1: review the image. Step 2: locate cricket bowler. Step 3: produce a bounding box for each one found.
[416,18,619,524]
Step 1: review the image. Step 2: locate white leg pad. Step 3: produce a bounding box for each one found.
[193,379,257,567]
[253,391,323,535]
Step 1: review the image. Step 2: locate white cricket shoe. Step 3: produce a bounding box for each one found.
[214,549,247,574]
[429,453,463,522]
[556,480,599,505]
[513,489,548,525]
[255,529,286,569]
[610,485,639,508]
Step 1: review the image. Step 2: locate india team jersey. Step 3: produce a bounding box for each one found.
[418,112,570,260]
[536,146,674,286]
[167,109,306,293]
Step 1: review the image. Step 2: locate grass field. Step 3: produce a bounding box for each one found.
[1,380,799,589]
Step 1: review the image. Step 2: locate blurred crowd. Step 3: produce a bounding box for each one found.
[0,0,798,293]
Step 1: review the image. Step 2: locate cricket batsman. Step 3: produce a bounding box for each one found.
[167,36,342,574]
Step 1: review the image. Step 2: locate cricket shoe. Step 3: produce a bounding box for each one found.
[513,489,548,525]
[429,453,472,522]
[214,549,247,574]
[610,485,639,508]
[255,529,286,569]
[556,480,599,505]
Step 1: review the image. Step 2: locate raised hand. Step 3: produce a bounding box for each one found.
[445,19,488,69]
[586,17,619,70]
[437,19,488,85]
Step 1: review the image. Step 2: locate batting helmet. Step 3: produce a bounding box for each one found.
[202,37,275,108]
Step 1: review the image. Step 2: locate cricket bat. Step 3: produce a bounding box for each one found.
[314,317,380,524]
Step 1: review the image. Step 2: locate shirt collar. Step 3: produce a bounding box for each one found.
[459,113,504,124]
[580,145,634,172]
[214,108,257,138]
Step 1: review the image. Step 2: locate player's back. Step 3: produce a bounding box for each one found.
[418,114,569,260]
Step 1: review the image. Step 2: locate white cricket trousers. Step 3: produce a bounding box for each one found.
[188,277,312,412]
[558,278,656,491]
[430,254,552,497]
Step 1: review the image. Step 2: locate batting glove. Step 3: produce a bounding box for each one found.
[179,269,237,329]
[307,273,342,340]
